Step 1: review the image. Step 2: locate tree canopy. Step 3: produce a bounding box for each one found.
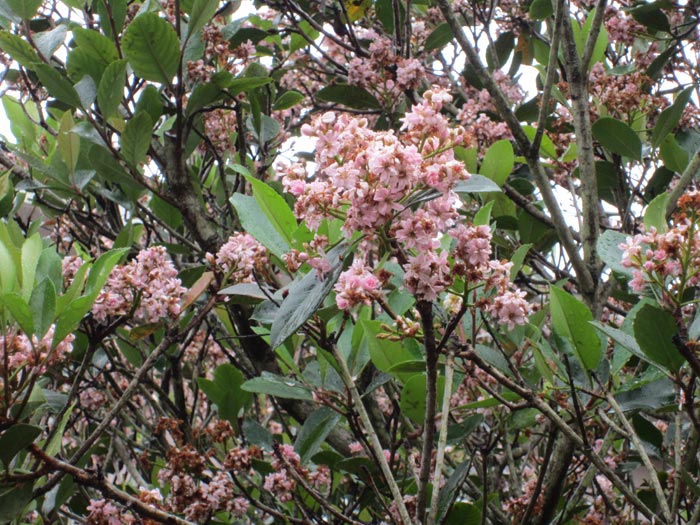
[1,0,700,523]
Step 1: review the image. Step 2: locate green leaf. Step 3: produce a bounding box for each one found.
[294,407,341,463]
[316,83,382,110]
[0,31,40,68]
[241,371,313,400]
[444,502,482,525]
[97,59,127,118]
[0,424,42,466]
[243,175,297,246]
[473,201,495,226]
[480,139,514,186]
[230,193,289,258]
[643,192,669,232]
[187,0,219,39]
[509,243,532,279]
[33,64,82,108]
[29,278,56,338]
[122,13,180,84]
[0,241,17,294]
[529,0,553,19]
[20,233,42,300]
[270,242,346,348]
[1,293,33,335]
[591,321,669,375]
[436,461,471,523]
[616,377,675,412]
[660,134,689,173]
[424,22,453,51]
[592,117,642,161]
[84,248,130,298]
[0,481,33,524]
[653,87,693,147]
[630,1,671,33]
[549,286,601,371]
[361,319,417,376]
[273,90,304,111]
[452,174,502,194]
[197,364,250,426]
[120,111,153,166]
[5,0,41,18]
[34,24,68,58]
[225,75,274,95]
[633,303,685,371]
[57,111,79,177]
[400,373,445,424]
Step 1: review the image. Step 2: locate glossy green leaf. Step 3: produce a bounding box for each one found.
[241,371,313,400]
[592,117,642,161]
[660,134,689,173]
[270,243,346,348]
[424,22,453,51]
[0,481,33,524]
[122,13,180,84]
[653,87,693,147]
[316,83,381,110]
[120,111,153,166]
[550,286,601,370]
[230,193,289,258]
[97,59,127,118]
[294,407,341,463]
[244,175,297,245]
[480,139,514,186]
[633,303,685,371]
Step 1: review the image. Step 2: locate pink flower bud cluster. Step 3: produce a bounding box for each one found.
[210,232,268,283]
[92,247,186,324]
[86,499,135,525]
[334,259,382,311]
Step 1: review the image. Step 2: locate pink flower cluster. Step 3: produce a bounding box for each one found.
[92,247,186,324]
[0,325,74,378]
[86,499,135,525]
[210,232,268,283]
[334,259,382,311]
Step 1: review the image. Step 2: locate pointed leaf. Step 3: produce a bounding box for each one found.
[97,59,127,118]
[0,424,42,466]
[633,303,685,371]
[550,286,601,370]
[316,83,381,110]
[120,111,153,166]
[592,117,642,161]
[122,13,180,84]
[241,371,313,400]
[653,87,693,147]
[453,174,502,194]
[294,407,341,463]
[34,64,82,108]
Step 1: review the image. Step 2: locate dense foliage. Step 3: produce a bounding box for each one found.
[1,0,700,523]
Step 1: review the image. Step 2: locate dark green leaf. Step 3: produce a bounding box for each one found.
[294,407,341,463]
[34,64,81,108]
[629,1,671,33]
[120,111,153,166]
[444,502,482,525]
[197,364,250,426]
[615,377,676,412]
[97,59,127,118]
[400,373,444,424]
[0,424,42,466]
[225,75,273,95]
[316,83,381,110]
[633,303,685,371]
[0,481,33,524]
[270,243,346,348]
[436,461,471,523]
[122,13,180,84]
[244,175,297,245]
[550,286,601,371]
[592,117,642,161]
[653,87,693,147]
[424,22,453,51]
[529,0,553,19]
[241,371,313,400]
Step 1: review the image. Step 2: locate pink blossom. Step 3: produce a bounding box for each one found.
[212,232,268,282]
[488,290,530,329]
[334,259,382,311]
